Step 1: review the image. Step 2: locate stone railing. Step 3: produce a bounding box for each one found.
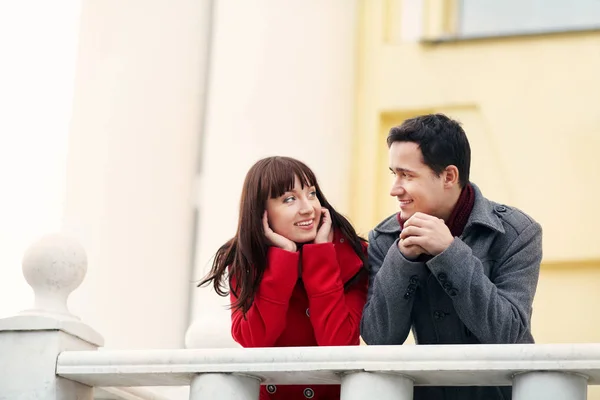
[1,234,599,400]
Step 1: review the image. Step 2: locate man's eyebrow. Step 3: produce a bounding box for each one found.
[389,167,416,173]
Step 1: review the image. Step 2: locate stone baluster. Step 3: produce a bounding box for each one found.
[341,372,414,400]
[185,313,260,400]
[512,371,587,400]
[188,374,260,400]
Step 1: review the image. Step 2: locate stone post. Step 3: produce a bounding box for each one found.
[0,234,103,400]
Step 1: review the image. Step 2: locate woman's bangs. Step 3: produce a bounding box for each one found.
[263,158,316,198]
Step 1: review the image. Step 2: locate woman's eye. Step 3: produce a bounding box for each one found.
[283,196,295,204]
[308,191,317,198]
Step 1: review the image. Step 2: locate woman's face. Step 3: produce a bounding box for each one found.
[265,175,322,244]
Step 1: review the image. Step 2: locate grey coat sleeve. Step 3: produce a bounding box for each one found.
[426,221,542,344]
[360,231,429,345]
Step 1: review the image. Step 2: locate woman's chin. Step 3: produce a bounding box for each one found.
[292,233,317,244]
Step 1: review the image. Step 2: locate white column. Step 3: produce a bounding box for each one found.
[341,372,414,400]
[63,0,213,350]
[513,372,587,400]
[188,0,358,349]
[189,374,260,400]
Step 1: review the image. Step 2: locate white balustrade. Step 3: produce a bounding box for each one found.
[2,234,600,400]
[0,233,102,400]
[54,343,600,388]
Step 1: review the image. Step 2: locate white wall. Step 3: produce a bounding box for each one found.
[0,1,81,318]
[188,0,359,348]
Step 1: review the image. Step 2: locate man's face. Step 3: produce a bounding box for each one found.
[389,141,449,221]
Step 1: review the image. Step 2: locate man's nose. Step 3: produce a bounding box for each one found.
[390,181,405,197]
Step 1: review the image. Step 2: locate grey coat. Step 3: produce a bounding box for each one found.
[361,184,542,400]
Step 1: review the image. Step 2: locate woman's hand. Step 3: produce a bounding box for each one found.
[263,211,297,252]
[314,208,334,244]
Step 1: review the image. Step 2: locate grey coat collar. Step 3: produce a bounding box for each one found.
[373,183,505,235]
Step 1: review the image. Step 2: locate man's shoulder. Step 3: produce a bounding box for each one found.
[471,183,540,236]
[368,213,400,258]
[371,213,401,237]
[486,199,541,235]
[477,195,542,266]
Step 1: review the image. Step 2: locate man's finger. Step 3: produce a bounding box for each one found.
[404,214,431,228]
[404,243,428,253]
[402,235,426,248]
[400,225,426,239]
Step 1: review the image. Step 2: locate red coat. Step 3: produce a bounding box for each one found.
[230,231,368,400]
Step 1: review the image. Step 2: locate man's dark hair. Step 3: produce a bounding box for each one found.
[387,113,471,187]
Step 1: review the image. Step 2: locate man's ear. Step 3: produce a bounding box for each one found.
[443,165,460,188]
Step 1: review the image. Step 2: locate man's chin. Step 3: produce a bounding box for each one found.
[399,211,413,222]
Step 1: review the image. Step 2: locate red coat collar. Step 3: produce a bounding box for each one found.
[332,229,366,284]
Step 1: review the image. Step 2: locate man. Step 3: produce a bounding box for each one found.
[361,114,542,400]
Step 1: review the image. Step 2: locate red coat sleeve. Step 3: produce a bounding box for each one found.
[301,242,368,346]
[230,247,299,348]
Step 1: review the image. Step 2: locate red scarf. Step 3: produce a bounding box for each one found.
[397,183,475,237]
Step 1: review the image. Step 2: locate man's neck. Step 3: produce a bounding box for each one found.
[440,188,463,222]
[444,183,476,238]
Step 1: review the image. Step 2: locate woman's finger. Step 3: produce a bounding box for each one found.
[263,211,271,232]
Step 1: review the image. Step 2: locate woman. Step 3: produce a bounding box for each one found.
[199,156,369,400]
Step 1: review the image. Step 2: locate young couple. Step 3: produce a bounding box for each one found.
[199,114,543,400]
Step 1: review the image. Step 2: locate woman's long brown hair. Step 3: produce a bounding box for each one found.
[197,156,368,316]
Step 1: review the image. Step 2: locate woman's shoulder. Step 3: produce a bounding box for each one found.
[333,229,368,250]
[331,229,367,282]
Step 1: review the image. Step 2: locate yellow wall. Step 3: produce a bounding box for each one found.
[352,0,600,394]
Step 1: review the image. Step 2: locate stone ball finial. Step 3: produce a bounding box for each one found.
[20,233,87,320]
